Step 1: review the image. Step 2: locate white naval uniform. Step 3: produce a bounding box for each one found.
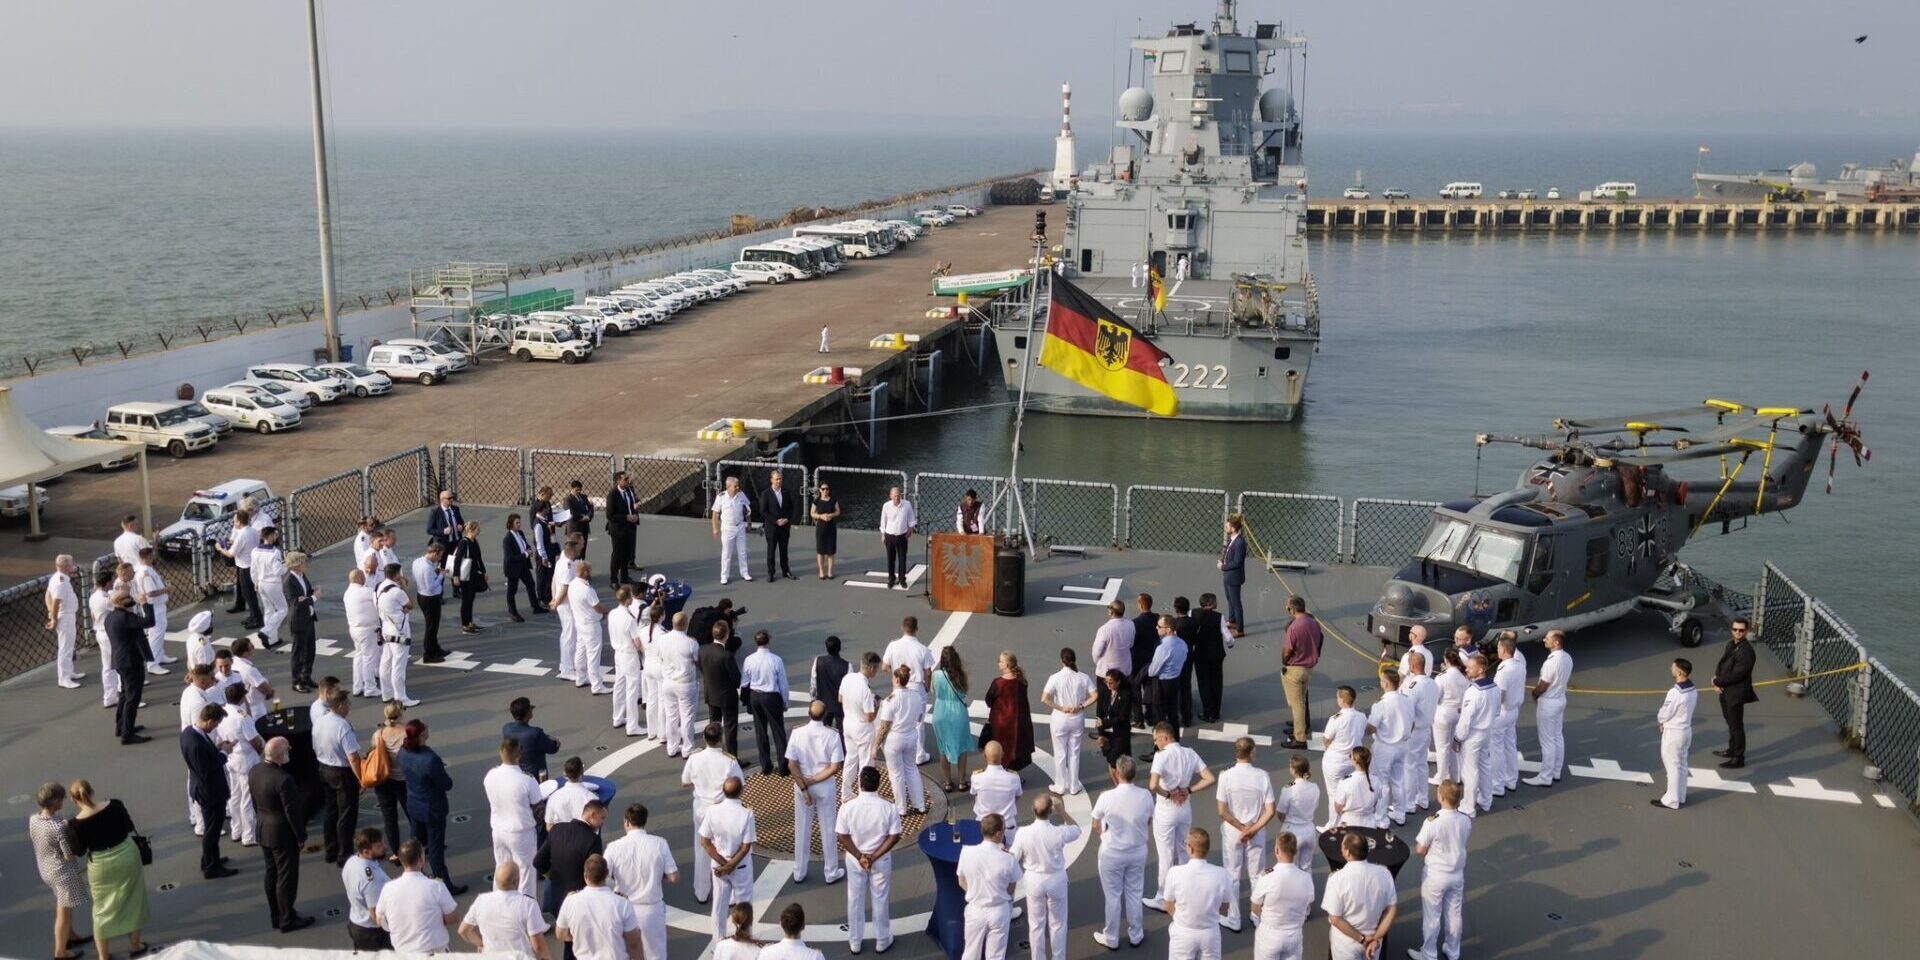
[342,582,380,697]
[1494,652,1528,790]
[1165,858,1233,960]
[250,546,288,644]
[1215,761,1276,928]
[1332,770,1388,830]
[553,885,638,960]
[483,763,543,897]
[1321,859,1396,960]
[569,578,606,692]
[1432,667,1470,786]
[1250,862,1314,960]
[132,562,170,667]
[1400,644,1436,683]
[881,635,934,763]
[461,889,549,956]
[1009,818,1082,960]
[1092,782,1153,946]
[710,490,753,584]
[1318,707,1369,822]
[378,870,458,953]
[655,628,700,756]
[47,571,80,686]
[1276,777,1321,870]
[956,841,1022,960]
[1149,742,1205,902]
[550,560,578,682]
[640,619,665,740]
[216,704,260,844]
[1657,680,1698,808]
[969,764,1022,842]
[681,747,744,903]
[1369,690,1413,822]
[786,719,846,882]
[1403,672,1441,811]
[90,588,121,705]
[696,797,757,944]
[608,602,644,732]
[837,791,903,950]
[1041,667,1096,795]
[838,671,879,800]
[1454,678,1500,814]
[233,656,270,717]
[1414,808,1473,960]
[352,530,376,570]
[604,827,677,960]
[114,530,149,568]
[1534,649,1573,783]
[544,780,596,830]
[877,687,926,814]
[375,580,413,702]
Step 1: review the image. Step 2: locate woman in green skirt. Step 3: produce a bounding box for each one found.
[64,780,150,960]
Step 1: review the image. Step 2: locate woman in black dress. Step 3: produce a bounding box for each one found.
[810,480,842,580]
[450,520,487,633]
[1097,669,1134,781]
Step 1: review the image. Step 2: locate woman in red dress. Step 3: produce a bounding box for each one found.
[978,651,1035,772]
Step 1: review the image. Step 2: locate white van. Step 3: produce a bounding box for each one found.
[383,338,470,372]
[509,321,593,363]
[1593,181,1638,199]
[201,387,303,434]
[365,343,452,385]
[104,401,219,458]
[736,246,816,280]
[1439,182,1484,199]
[158,479,273,556]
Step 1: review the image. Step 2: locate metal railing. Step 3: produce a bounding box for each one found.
[366,446,435,523]
[621,455,710,517]
[440,443,526,507]
[1349,497,1442,566]
[914,472,1006,535]
[812,467,909,531]
[527,449,618,507]
[1023,478,1120,549]
[709,460,808,519]
[1236,492,1344,564]
[197,497,289,598]
[1126,485,1228,554]
[288,469,368,554]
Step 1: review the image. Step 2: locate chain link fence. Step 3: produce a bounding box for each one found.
[1754,564,1808,665]
[197,496,289,598]
[1023,478,1119,549]
[1863,655,1920,809]
[622,455,711,517]
[441,443,527,507]
[289,469,368,554]
[0,573,62,683]
[914,472,1006,535]
[1125,485,1227,554]
[528,449,618,507]
[812,467,909,531]
[1236,492,1344,564]
[1349,497,1440,566]
[367,447,435,523]
[1807,601,1863,741]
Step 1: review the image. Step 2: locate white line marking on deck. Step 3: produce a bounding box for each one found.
[421,651,481,671]
[1567,758,1655,784]
[930,611,971,652]
[1045,577,1123,606]
[1685,768,1757,793]
[1769,776,1861,804]
[1874,793,1896,808]
[844,564,927,590]
[487,658,550,677]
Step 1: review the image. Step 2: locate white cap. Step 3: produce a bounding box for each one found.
[649,574,667,588]
[188,611,213,635]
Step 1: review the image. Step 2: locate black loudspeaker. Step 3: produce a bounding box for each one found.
[993,546,1025,616]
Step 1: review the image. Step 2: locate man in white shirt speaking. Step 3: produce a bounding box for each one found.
[877,486,917,589]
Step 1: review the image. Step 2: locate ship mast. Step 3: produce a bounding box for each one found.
[305,0,342,363]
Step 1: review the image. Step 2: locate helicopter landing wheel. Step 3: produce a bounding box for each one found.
[1679,617,1705,648]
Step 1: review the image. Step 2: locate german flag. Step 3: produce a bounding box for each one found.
[1148,265,1168,314]
[1038,277,1180,417]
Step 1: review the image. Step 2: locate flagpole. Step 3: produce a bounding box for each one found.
[1002,227,1046,556]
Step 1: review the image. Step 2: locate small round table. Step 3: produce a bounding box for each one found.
[918,819,982,960]
[1318,825,1411,877]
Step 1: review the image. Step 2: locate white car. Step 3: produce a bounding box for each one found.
[245,363,345,403]
[1546,187,1562,200]
[882,219,922,241]
[510,321,593,363]
[566,305,638,335]
[179,399,233,438]
[201,386,303,434]
[0,485,49,518]
[382,338,471,372]
[45,424,139,470]
[616,284,691,313]
[652,277,714,302]
[314,362,393,397]
[103,401,218,458]
[1518,189,1539,200]
[944,204,979,218]
[228,379,314,411]
[913,209,954,226]
[683,270,746,295]
[1342,187,1371,200]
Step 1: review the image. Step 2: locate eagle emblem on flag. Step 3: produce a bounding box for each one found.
[1095,319,1131,371]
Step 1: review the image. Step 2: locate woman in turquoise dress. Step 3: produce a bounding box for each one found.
[931,645,973,792]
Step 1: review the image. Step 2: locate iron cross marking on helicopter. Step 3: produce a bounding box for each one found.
[1370,376,1869,649]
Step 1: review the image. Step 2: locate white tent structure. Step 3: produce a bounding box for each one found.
[0,386,150,539]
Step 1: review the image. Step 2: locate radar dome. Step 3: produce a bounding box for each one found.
[1118,87,1154,121]
[1788,161,1817,179]
[1259,88,1295,123]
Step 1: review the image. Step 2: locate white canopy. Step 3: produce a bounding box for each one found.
[0,385,150,538]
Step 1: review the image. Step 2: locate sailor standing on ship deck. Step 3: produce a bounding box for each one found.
[1453,656,1498,816]
[1492,635,1527,796]
[1525,630,1572,787]
[1653,658,1698,810]
[709,476,754,586]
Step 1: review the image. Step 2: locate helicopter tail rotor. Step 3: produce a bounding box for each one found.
[1823,370,1871,494]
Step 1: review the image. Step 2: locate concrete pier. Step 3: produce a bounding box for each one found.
[1309,198,1920,233]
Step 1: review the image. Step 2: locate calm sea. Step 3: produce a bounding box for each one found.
[1,129,1914,671]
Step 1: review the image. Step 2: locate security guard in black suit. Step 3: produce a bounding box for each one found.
[1711,616,1759,768]
[250,739,314,932]
[605,472,642,586]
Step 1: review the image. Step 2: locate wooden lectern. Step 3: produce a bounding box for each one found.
[929,533,995,613]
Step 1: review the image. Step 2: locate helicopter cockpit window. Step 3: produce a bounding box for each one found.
[1414,517,1472,563]
[1457,529,1527,584]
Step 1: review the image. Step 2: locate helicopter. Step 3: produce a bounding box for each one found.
[1368,375,1869,648]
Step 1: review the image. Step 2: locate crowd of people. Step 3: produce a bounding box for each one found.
[31,494,1767,959]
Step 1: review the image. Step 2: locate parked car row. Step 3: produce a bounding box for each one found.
[67,360,399,462]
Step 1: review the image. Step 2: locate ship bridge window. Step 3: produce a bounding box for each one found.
[1159,51,1187,72]
[1224,51,1252,72]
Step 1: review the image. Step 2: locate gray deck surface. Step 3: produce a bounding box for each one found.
[2,508,1912,958]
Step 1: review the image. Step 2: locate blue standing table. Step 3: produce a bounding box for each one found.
[919,818,981,959]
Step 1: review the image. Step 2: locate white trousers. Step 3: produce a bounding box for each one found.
[258,578,287,643]
[225,760,257,843]
[554,606,577,681]
[1536,698,1567,781]
[841,731,875,800]
[1222,827,1267,926]
[845,853,893,948]
[1404,725,1432,810]
[882,737,924,813]
[99,632,121,705]
[632,901,666,960]
[642,668,664,740]
[1151,802,1192,899]
[1417,869,1464,960]
[1281,819,1317,871]
[793,781,842,881]
[1098,847,1145,945]
[1330,928,1372,960]
[962,902,1011,960]
[663,682,698,756]
[574,622,604,691]
[1462,732,1493,814]
[1024,870,1069,960]
[1498,707,1521,788]
[718,527,749,582]
[1432,707,1462,784]
[1048,714,1084,794]
[1659,728,1691,808]
[493,827,537,897]
[690,797,715,901]
[351,628,381,696]
[1322,756,1355,823]
[612,655,642,731]
[709,862,752,944]
[819,330,830,352]
[1168,923,1223,960]
[1375,739,1409,820]
[146,602,169,662]
[55,620,78,684]
[379,640,411,702]
[1253,924,1305,960]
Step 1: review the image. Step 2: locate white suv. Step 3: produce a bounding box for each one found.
[157,479,273,556]
[201,387,303,434]
[510,321,593,363]
[104,402,218,458]
[914,209,954,226]
[383,338,471,372]
[565,305,638,335]
[944,203,979,218]
[245,363,345,403]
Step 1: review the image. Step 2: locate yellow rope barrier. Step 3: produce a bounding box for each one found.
[1238,519,1869,697]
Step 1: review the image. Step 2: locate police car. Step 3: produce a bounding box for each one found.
[157,479,274,556]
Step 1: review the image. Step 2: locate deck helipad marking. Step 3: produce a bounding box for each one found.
[420,651,481,671]
[929,611,971,652]
[312,639,347,657]
[487,658,551,677]
[844,564,926,590]
[1769,776,1861,804]
[1045,577,1123,606]
[1874,793,1897,808]
[1685,768,1758,793]
[1567,758,1655,784]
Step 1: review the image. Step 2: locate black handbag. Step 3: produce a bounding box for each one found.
[132,831,153,865]
[139,603,156,629]
[471,572,490,594]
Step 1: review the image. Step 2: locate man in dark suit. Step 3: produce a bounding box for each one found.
[1128,593,1158,727]
[605,471,642,587]
[426,490,465,550]
[250,737,314,932]
[500,513,544,622]
[1171,596,1198,726]
[1190,593,1229,723]
[697,622,743,756]
[813,635,850,731]
[182,704,238,879]
[286,553,319,693]
[105,592,150,744]
[534,799,606,910]
[1219,516,1248,637]
[1711,616,1760,768]
[757,471,802,580]
[564,480,595,552]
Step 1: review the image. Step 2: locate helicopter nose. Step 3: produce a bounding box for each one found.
[1382,581,1426,616]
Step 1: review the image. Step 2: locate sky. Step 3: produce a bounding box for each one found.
[1,0,1913,134]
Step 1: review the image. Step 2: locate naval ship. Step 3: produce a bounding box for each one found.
[1693,148,1920,201]
[991,1,1320,421]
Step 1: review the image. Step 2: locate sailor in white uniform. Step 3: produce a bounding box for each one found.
[216,683,263,844]
[46,556,83,688]
[1654,658,1698,810]
[1145,723,1214,912]
[1432,650,1470,787]
[1401,649,1440,812]
[1163,827,1234,960]
[695,777,757,945]
[654,612,701,757]
[375,564,417,706]
[568,560,609,694]
[681,724,744,904]
[113,516,149,568]
[1453,656,1499,816]
[250,528,289,647]
[1214,737,1277,932]
[1412,780,1473,960]
[1399,625,1436,681]
[1009,793,1080,960]
[132,549,173,672]
[837,766,904,952]
[956,813,1022,960]
[607,588,644,734]
[1091,755,1154,949]
[1525,630,1573,787]
[550,541,581,683]
[1275,754,1320,870]
[838,653,883,801]
[1250,831,1315,960]
[342,569,381,698]
[1368,668,1414,824]
[483,739,543,897]
[1322,832,1397,960]
[603,801,679,960]
[640,593,667,741]
[1040,650,1098,795]
[786,701,846,883]
[89,572,120,705]
[1492,635,1528,794]
[1319,686,1369,822]
[873,666,927,815]
[709,476,754,585]
[969,741,1023,842]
